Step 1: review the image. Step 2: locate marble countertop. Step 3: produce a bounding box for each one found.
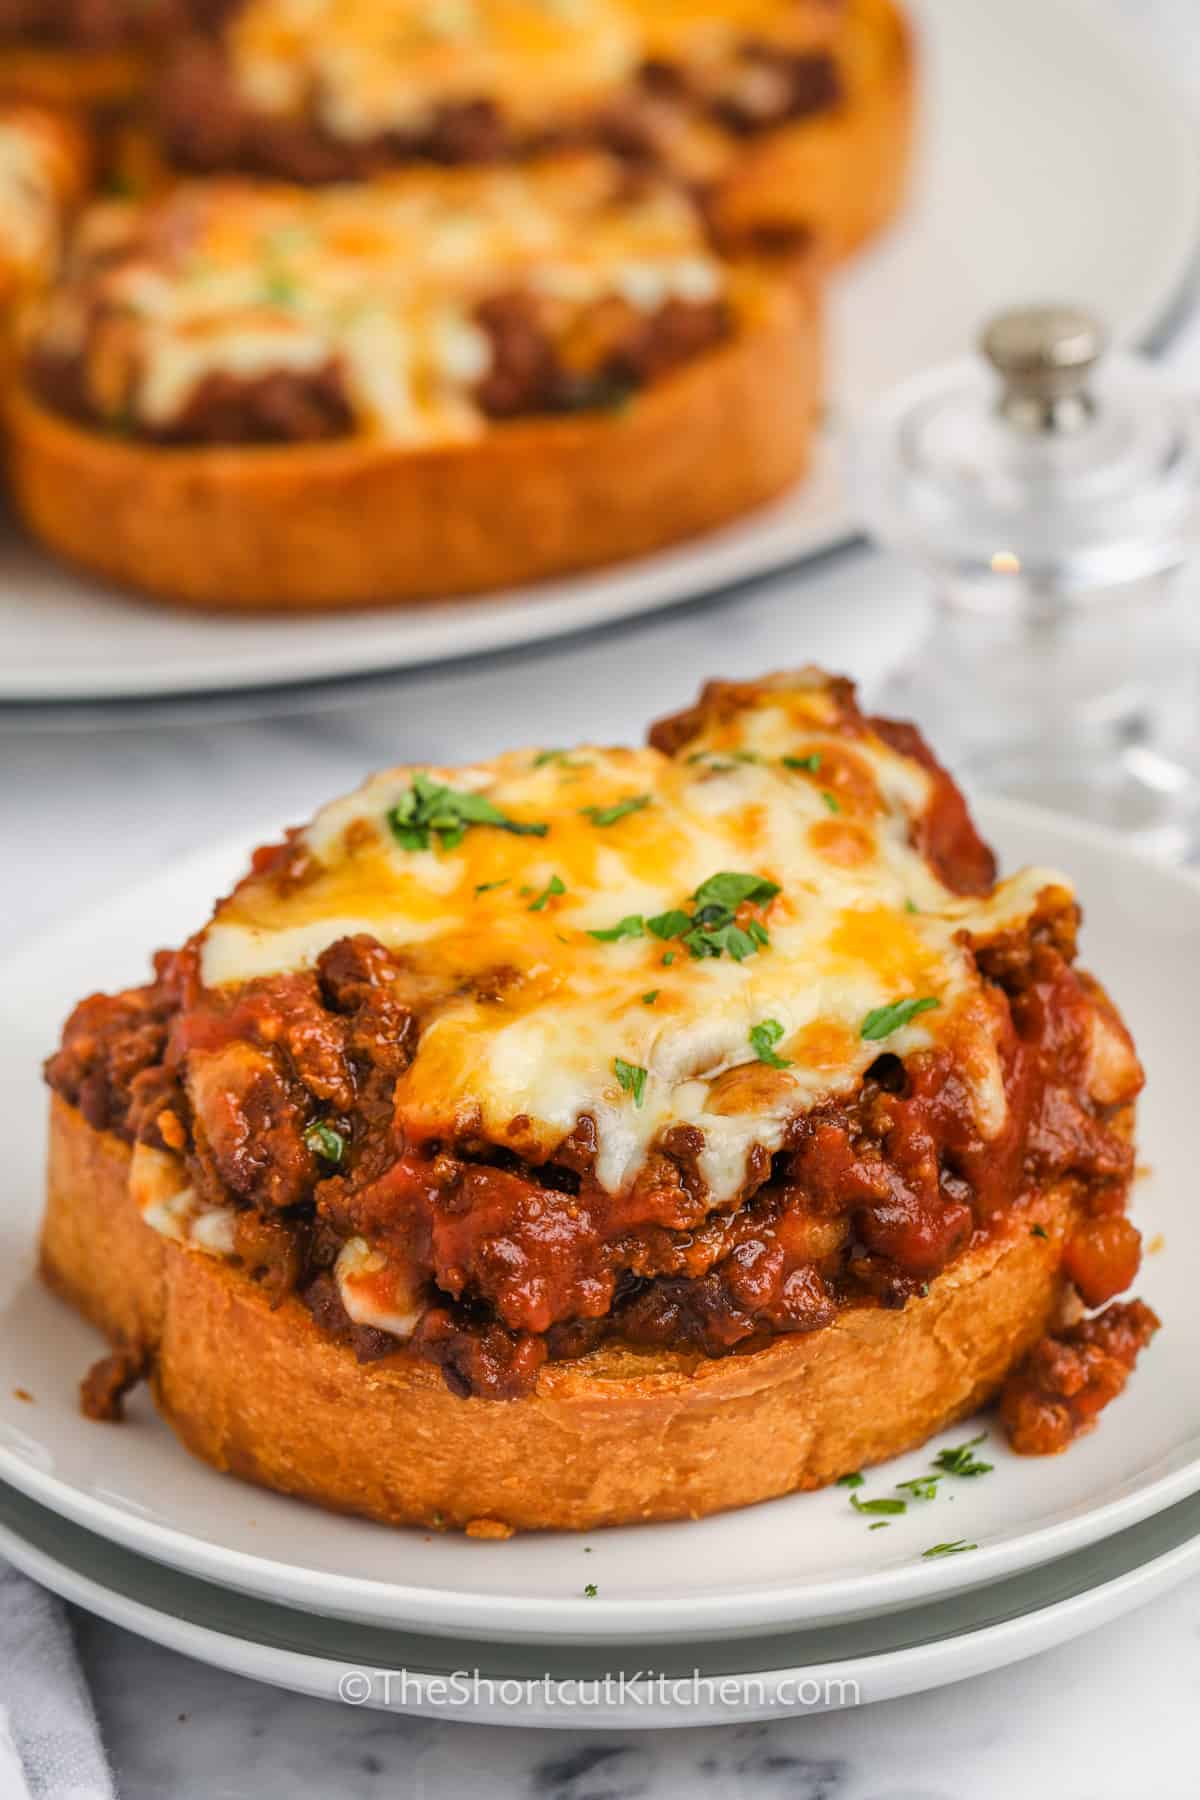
[6,2,1200,1791]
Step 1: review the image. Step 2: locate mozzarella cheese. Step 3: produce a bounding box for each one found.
[231,0,641,137]
[199,674,1072,1208]
[129,1142,240,1257]
[58,159,725,443]
[226,0,845,139]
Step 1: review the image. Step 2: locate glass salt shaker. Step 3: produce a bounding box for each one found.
[851,305,1200,860]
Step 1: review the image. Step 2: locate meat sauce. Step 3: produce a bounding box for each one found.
[44,709,1153,1438]
[156,30,842,184]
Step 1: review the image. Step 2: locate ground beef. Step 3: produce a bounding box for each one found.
[153,366,354,445]
[79,1345,148,1421]
[474,289,728,422]
[999,1300,1160,1454]
[473,292,562,418]
[711,45,842,135]
[45,956,181,1138]
[30,343,355,445]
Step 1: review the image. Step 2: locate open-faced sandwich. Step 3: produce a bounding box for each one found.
[156,0,912,260]
[42,671,1157,1533]
[6,151,822,607]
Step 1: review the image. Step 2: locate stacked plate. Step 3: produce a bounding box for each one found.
[2,799,1199,1725]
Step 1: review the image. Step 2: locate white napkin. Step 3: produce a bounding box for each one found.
[0,1564,114,1800]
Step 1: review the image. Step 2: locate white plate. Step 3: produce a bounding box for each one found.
[4,0,1198,707]
[3,1474,1200,1726]
[0,798,1197,1644]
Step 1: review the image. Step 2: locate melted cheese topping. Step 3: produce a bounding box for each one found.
[231,0,641,137]
[226,0,845,139]
[199,675,1072,1208]
[129,1143,240,1257]
[55,159,723,442]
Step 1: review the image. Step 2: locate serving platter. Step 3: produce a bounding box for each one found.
[3,1473,1199,1725]
[3,0,1198,708]
[1,798,1197,1646]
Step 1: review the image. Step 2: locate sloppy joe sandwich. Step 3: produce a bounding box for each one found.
[42,671,1157,1532]
[7,152,821,607]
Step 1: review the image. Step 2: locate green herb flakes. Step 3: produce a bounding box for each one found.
[861,996,941,1042]
[932,1435,993,1479]
[589,914,645,943]
[580,795,651,828]
[851,1493,907,1517]
[304,1122,345,1164]
[388,774,547,853]
[528,875,565,911]
[749,1019,791,1068]
[613,1058,648,1107]
[922,1540,977,1558]
[896,1475,942,1502]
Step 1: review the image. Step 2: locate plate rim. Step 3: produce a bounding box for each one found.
[0,794,1196,1644]
[3,1472,1200,1725]
[5,0,1200,713]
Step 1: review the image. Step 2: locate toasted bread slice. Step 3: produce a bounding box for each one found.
[6,244,822,611]
[43,1092,1091,1533]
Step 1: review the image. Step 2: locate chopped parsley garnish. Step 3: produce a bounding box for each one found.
[263,270,297,305]
[822,790,841,814]
[869,1521,891,1531]
[904,898,919,914]
[388,774,547,852]
[528,875,565,911]
[304,1122,345,1164]
[896,1475,942,1502]
[647,872,781,963]
[782,753,822,773]
[932,1435,993,1479]
[922,1540,977,1558]
[647,909,691,940]
[692,872,780,911]
[580,794,652,828]
[613,1058,648,1107]
[861,996,941,1042]
[661,951,676,966]
[474,879,508,896]
[589,914,645,943]
[641,990,659,1006]
[532,749,585,769]
[851,1493,907,1517]
[584,1582,598,1597]
[837,1472,864,1489]
[1031,1223,1048,1239]
[686,749,761,770]
[749,1019,791,1068]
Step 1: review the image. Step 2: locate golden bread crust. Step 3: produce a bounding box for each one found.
[5,253,822,611]
[43,1092,1088,1533]
[711,0,915,261]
